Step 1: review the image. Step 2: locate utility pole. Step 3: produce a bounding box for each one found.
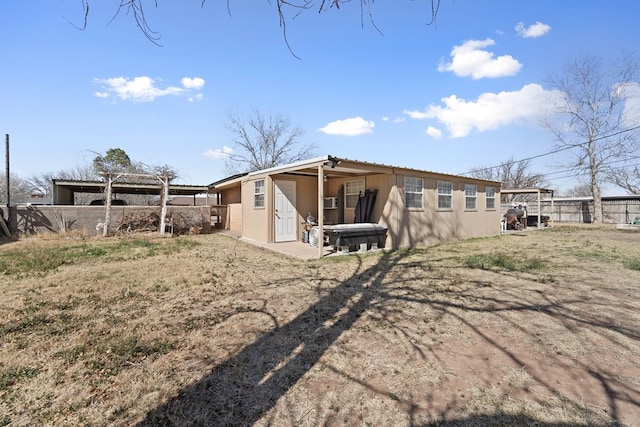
[4,134,9,208]
[1,134,11,237]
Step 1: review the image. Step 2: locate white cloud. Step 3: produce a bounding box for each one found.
[438,38,522,79]
[181,77,205,89]
[622,82,640,127]
[93,76,205,103]
[318,117,375,136]
[203,146,234,159]
[404,84,561,138]
[425,126,442,139]
[515,21,551,38]
[382,116,407,123]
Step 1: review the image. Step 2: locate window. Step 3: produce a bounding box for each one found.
[485,187,496,210]
[345,179,364,209]
[404,177,423,209]
[465,184,477,210]
[437,181,452,209]
[254,180,265,208]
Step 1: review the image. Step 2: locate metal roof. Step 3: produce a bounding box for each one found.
[209,155,501,190]
[52,179,208,196]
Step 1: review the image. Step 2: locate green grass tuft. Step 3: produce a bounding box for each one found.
[0,237,199,277]
[625,258,640,271]
[465,253,546,272]
[0,366,40,391]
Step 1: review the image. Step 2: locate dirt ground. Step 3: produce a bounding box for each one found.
[1,224,639,426]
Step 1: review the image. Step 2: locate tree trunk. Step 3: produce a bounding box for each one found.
[103,174,113,236]
[588,140,602,223]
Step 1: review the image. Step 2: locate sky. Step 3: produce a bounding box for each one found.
[1,1,639,194]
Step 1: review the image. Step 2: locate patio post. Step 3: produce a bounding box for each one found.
[537,189,541,229]
[318,164,324,258]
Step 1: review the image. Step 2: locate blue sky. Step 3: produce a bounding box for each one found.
[1,1,639,193]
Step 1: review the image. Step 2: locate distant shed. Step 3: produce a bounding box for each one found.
[500,188,555,228]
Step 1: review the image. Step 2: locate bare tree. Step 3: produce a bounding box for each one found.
[26,172,55,198]
[543,54,640,223]
[0,174,32,204]
[28,164,99,205]
[73,1,441,57]
[224,109,317,173]
[607,165,640,194]
[469,158,547,202]
[563,183,594,197]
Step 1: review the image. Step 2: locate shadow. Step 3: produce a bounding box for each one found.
[416,414,624,426]
[379,183,467,250]
[137,231,639,426]
[15,206,55,234]
[582,200,593,223]
[138,251,404,426]
[0,208,12,242]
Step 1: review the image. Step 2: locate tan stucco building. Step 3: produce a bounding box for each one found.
[210,156,501,251]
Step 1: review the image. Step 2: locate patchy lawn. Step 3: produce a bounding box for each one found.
[1,225,639,426]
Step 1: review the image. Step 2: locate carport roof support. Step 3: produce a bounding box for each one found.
[501,188,555,228]
[52,179,208,205]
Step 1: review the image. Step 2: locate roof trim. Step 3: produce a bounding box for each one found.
[501,188,555,194]
[207,173,249,188]
[210,155,501,187]
[246,156,331,177]
[548,194,640,202]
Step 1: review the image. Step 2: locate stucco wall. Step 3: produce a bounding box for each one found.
[273,171,500,249]
[383,173,500,248]
[323,174,389,225]
[223,166,500,249]
[220,186,242,205]
[291,175,318,227]
[241,177,270,242]
[227,203,242,232]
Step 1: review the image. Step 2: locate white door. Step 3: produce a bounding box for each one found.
[274,180,297,242]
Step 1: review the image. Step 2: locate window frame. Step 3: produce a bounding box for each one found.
[254,180,265,208]
[465,184,477,210]
[485,186,496,210]
[404,177,424,210]
[437,181,453,210]
[345,179,365,209]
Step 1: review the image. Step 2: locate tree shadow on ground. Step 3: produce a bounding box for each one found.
[418,414,624,426]
[137,245,638,426]
[138,251,402,426]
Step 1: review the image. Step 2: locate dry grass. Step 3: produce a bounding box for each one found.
[1,225,639,426]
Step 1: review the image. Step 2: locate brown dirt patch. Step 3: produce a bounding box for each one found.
[1,225,639,426]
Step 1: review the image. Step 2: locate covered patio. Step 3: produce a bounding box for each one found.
[211,156,394,258]
[500,187,555,229]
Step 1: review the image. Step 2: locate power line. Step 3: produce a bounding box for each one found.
[543,155,640,178]
[544,160,640,184]
[459,123,640,177]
